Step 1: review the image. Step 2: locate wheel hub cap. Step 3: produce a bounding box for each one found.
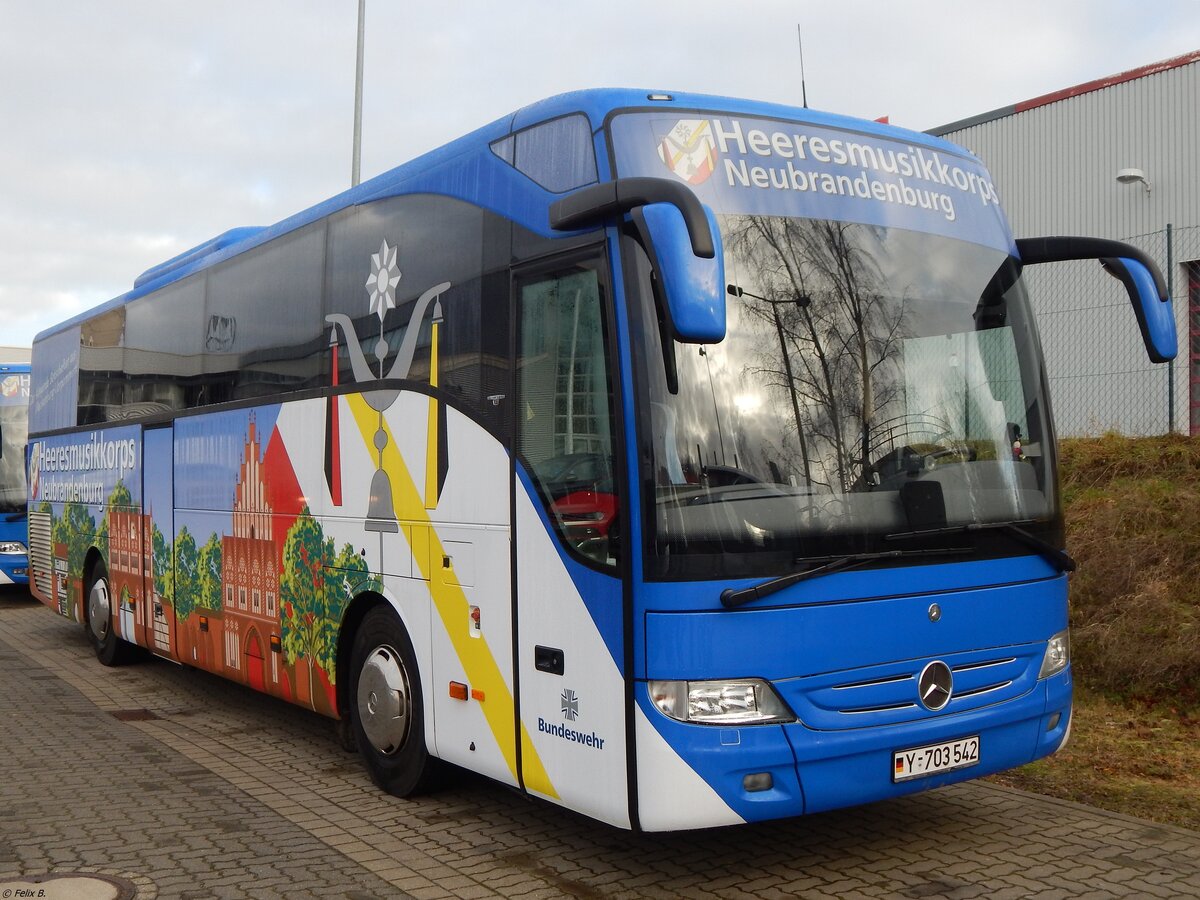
[357,645,409,754]
[88,578,111,642]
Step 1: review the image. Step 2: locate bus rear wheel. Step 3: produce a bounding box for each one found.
[84,561,137,667]
[350,605,443,796]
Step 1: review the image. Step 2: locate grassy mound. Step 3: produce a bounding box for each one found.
[1061,434,1200,698]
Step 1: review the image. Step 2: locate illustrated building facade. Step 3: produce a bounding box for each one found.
[109,506,171,653]
[221,418,282,693]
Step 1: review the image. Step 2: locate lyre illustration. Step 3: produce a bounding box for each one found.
[324,239,450,532]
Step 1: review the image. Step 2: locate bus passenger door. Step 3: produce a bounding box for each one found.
[142,425,176,660]
[512,253,631,828]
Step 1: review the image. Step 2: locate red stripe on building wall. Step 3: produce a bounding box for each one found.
[931,49,1200,135]
[1189,262,1200,437]
[1014,49,1200,115]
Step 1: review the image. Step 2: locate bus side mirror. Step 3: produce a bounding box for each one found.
[549,176,726,343]
[1016,236,1177,364]
[635,202,725,344]
[1100,256,1177,364]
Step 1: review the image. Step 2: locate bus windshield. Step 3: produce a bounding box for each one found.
[0,370,30,514]
[632,217,1056,578]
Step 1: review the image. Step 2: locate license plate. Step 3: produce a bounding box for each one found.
[893,735,980,782]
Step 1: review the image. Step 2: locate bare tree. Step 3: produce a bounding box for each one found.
[725,215,907,491]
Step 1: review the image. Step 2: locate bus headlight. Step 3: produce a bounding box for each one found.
[1038,629,1070,679]
[0,541,26,554]
[648,679,795,725]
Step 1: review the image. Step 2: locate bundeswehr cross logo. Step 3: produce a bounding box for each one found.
[561,689,580,722]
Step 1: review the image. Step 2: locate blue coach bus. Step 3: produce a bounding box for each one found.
[0,362,30,588]
[27,90,1174,830]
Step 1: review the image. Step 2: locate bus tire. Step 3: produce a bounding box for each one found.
[84,561,136,667]
[350,605,443,797]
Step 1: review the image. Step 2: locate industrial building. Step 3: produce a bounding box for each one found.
[931,50,1199,436]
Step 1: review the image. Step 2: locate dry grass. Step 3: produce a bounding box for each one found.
[1060,434,1200,698]
[989,688,1200,829]
[987,435,1200,828]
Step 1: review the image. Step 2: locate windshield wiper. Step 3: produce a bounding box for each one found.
[720,547,968,609]
[884,520,1076,573]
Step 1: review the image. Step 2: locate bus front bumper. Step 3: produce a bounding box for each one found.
[0,555,28,586]
[638,666,1071,827]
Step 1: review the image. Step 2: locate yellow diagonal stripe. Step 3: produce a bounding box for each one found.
[681,123,711,151]
[348,393,556,797]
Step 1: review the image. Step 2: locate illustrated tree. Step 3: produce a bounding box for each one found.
[282,510,383,702]
[197,532,223,613]
[800,220,905,485]
[321,542,381,683]
[151,522,173,611]
[173,527,200,622]
[280,508,333,702]
[725,215,905,491]
[330,542,380,596]
[54,500,96,581]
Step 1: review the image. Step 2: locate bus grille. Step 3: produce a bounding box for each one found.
[28,509,52,597]
[778,646,1041,730]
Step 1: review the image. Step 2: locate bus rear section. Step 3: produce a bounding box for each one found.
[0,363,31,587]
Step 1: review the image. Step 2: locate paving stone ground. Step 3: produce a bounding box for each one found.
[2,589,1199,899]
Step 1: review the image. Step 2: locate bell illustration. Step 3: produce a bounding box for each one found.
[325,258,453,534]
[365,467,399,533]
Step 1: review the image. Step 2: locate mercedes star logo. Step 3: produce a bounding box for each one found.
[918,661,953,711]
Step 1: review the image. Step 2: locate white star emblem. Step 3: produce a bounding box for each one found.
[365,239,402,321]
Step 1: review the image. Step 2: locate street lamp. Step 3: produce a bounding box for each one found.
[1116,167,1151,194]
[727,284,812,487]
[351,0,366,187]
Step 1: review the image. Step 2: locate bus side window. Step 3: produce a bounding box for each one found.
[123,276,205,418]
[208,223,326,402]
[515,257,620,567]
[78,306,127,424]
[324,195,511,443]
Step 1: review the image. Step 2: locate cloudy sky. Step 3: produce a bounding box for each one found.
[3,1,1198,348]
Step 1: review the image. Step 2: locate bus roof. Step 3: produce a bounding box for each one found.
[36,88,982,345]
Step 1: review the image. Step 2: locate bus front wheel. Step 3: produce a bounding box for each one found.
[84,561,136,667]
[350,605,442,796]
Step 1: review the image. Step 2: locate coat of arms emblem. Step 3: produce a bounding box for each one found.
[657,119,718,186]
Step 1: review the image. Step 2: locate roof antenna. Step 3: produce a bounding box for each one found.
[797,24,809,109]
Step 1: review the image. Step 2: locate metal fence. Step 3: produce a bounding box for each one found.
[1025,224,1199,437]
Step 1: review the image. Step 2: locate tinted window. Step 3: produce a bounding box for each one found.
[0,371,29,512]
[492,115,597,193]
[71,195,515,426]
[123,274,206,413]
[325,194,509,434]
[516,256,619,567]
[78,306,127,424]
[206,223,326,401]
[29,325,80,433]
